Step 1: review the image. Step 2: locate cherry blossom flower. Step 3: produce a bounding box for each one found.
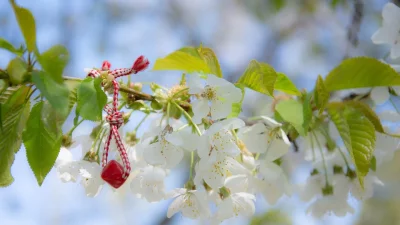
[167,188,211,219]
[142,125,184,169]
[55,148,104,197]
[237,116,290,154]
[130,165,167,202]
[212,175,256,223]
[372,3,400,59]
[188,74,242,123]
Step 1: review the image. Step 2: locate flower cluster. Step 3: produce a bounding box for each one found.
[53,2,400,224]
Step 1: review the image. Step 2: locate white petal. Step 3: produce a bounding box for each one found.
[224,174,249,193]
[55,147,73,167]
[188,73,204,94]
[391,42,400,59]
[232,193,256,216]
[143,142,165,166]
[216,84,242,103]
[210,100,232,121]
[260,116,282,129]
[379,110,400,122]
[165,128,200,151]
[371,27,398,44]
[192,99,209,124]
[265,131,290,161]
[163,142,184,168]
[237,123,268,153]
[167,195,185,218]
[371,87,390,105]
[259,162,284,180]
[206,74,231,87]
[206,118,245,136]
[382,3,400,27]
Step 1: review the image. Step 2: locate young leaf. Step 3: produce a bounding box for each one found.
[76,77,107,121]
[274,72,301,96]
[325,57,400,91]
[37,45,69,83]
[344,101,384,133]
[10,1,36,52]
[197,47,223,78]
[0,38,22,55]
[302,92,312,132]
[237,60,278,96]
[228,84,245,118]
[0,86,30,187]
[275,99,306,136]
[23,101,62,186]
[327,102,376,187]
[153,47,211,74]
[7,58,27,85]
[31,71,69,117]
[314,75,329,114]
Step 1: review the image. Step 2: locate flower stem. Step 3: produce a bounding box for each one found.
[337,146,351,169]
[312,131,329,186]
[134,114,149,132]
[67,118,84,136]
[189,151,195,181]
[172,101,202,136]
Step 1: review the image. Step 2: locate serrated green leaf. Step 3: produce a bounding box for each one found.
[197,47,223,78]
[76,77,107,121]
[23,101,62,186]
[0,38,22,55]
[325,57,400,91]
[327,102,376,187]
[7,58,27,85]
[237,60,278,96]
[302,92,312,132]
[153,47,211,74]
[314,75,329,114]
[32,71,69,117]
[275,99,306,136]
[274,72,300,96]
[228,84,245,118]
[344,101,384,133]
[37,45,69,83]
[10,1,36,52]
[0,86,21,104]
[0,86,30,187]
[370,156,376,172]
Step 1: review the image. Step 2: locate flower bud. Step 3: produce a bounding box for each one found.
[61,134,73,147]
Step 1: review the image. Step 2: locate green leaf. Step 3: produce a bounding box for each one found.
[32,71,69,117]
[272,0,286,11]
[10,1,36,52]
[274,72,301,96]
[197,46,223,78]
[344,101,384,133]
[370,156,376,172]
[327,102,376,187]
[23,101,62,186]
[38,45,69,83]
[0,38,22,55]
[0,86,21,104]
[0,86,30,187]
[76,77,107,121]
[153,47,211,74]
[314,75,329,114]
[302,92,312,132]
[325,57,400,91]
[7,58,28,85]
[237,60,278,96]
[275,99,306,136]
[228,84,245,118]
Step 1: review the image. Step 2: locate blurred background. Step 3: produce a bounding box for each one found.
[1,0,400,224]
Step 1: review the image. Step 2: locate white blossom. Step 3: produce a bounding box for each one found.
[167,188,211,219]
[372,3,400,59]
[79,161,105,197]
[212,175,256,223]
[370,87,390,105]
[196,118,245,161]
[142,125,184,169]
[188,74,242,123]
[130,165,166,202]
[307,195,354,218]
[237,117,291,154]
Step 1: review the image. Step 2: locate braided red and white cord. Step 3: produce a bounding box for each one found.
[87,56,149,179]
